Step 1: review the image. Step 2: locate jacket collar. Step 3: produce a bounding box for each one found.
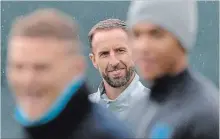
[24,83,91,139]
[150,68,190,103]
[15,75,85,127]
[97,73,140,104]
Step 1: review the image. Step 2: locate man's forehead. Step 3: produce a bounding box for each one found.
[92,29,127,44]
[92,38,128,54]
[9,36,79,54]
[95,43,128,53]
[133,22,163,31]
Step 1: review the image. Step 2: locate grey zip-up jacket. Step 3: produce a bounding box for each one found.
[89,74,149,121]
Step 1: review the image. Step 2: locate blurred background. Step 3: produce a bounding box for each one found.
[1,1,219,138]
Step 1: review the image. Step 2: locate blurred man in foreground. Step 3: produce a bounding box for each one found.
[126,0,219,138]
[6,8,132,139]
[88,19,149,121]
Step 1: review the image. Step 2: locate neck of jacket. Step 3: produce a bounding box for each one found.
[24,83,91,139]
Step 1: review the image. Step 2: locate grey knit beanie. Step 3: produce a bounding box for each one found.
[127,0,198,52]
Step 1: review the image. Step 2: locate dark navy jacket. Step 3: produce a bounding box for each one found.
[126,69,219,139]
[21,83,133,139]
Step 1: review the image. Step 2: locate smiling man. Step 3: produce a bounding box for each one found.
[88,19,149,121]
[6,8,133,139]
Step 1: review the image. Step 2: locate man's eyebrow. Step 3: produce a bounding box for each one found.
[98,50,109,54]
[153,26,165,32]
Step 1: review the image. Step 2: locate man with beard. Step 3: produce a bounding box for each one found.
[6,8,133,139]
[88,19,149,120]
[126,0,219,138]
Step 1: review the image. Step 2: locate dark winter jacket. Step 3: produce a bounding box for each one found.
[22,83,133,139]
[126,69,219,139]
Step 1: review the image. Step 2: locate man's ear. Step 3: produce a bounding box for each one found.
[89,53,98,69]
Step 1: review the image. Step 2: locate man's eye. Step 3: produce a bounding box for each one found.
[100,52,109,57]
[10,64,24,70]
[16,64,24,70]
[34,65,49,71]
[151,30,164,38]
[117,49,125,53]
[7,63,24,72]
[132,31,141,38]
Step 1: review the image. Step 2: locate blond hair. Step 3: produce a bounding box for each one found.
[9,8,79,41]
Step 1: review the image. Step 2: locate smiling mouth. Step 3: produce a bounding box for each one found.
[108,69,125,78]
[108,68,125,72]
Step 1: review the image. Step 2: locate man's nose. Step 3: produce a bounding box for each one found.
[22,69,37,86]
[136,37,150,52]
[133,37,151,58]
[109,52,120,66]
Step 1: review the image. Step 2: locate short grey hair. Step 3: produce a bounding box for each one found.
[88,19,127,48]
